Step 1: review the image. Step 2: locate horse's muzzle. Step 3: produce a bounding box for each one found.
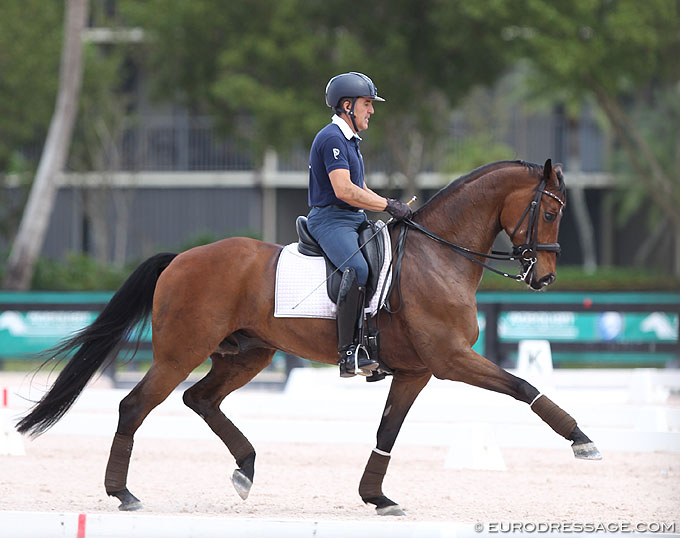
[528,272,555,290]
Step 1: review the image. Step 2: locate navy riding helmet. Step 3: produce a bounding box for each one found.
[325,72,385,111]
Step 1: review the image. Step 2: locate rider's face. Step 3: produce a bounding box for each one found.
[345,97,375,132]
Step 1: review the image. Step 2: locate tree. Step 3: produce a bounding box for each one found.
[0,0,62,245]
[120,0,520,197]
[121,0,336,160]
[509,0,680,271]
[342,1,519,196]
[73,47,133,268]
[0,0,62,172]
[3,0,89,290]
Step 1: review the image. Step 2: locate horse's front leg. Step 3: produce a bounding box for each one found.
[430,347,602,460]
[359,371,431,516]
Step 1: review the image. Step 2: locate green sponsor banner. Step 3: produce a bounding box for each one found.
[498,311,678,343]
[0,310,151,356]
[0,310,98,355]
[4,310,674,358]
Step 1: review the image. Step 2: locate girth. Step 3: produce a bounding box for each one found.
[295,216,385,304]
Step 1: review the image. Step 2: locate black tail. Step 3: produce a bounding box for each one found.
[16,252,177,437]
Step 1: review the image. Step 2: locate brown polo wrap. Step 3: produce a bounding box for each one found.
[104,432,134,493]
[209,417,254,462]
[359,450,391,499]
[531,394,577,439]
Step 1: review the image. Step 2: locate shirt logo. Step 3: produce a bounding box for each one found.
[332,148,340,160]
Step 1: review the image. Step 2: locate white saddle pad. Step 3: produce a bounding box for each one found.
[274,221,392,319]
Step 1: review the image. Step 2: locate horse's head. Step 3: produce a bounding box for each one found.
[500,159,566,290]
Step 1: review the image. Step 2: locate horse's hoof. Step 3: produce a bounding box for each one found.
[376,504,406,516]
[231,469,252,500]
[109,489,143,511]
[118,499,143,511]
[572,442,602,460]
[362,495,405,516]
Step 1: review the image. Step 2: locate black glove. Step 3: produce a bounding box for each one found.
[385,198,413,220]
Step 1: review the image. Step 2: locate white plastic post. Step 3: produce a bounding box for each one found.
[444,423,507,471]
[516,340,553,376]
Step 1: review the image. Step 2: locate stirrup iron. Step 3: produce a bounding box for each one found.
[338,344,377,377]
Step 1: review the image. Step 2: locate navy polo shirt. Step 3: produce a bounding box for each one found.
[308,115,365,208]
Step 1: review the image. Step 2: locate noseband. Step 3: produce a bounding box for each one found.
[401,179,564,282]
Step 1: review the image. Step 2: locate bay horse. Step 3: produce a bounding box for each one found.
[17,159,601,516]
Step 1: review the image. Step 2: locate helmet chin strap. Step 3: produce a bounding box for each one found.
[345,98,359,133]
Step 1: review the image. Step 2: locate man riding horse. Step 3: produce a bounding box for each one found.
[306,72,412,377]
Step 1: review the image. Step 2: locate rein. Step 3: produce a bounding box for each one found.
[401,179,564,282]
[402,219,532,281]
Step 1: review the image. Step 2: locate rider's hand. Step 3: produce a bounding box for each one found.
[385,198,413,220]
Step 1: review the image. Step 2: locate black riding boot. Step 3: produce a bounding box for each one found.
[336,268,379,377]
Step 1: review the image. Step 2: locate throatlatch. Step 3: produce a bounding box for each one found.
[336,268,378,377]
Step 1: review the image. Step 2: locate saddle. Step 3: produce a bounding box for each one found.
[295,216,385,304]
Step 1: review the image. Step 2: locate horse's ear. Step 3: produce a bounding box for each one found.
[543,159,552,180]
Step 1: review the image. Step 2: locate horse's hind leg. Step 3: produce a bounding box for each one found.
[431,350,601,460]
[182,348,274,501]
[105,360,196,510]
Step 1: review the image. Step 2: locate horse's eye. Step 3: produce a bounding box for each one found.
[544,212,556,222]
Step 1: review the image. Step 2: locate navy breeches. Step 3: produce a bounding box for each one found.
[306,205,369,286]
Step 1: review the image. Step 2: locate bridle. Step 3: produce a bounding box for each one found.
[400,178,565,282]
[507,177,564,278]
